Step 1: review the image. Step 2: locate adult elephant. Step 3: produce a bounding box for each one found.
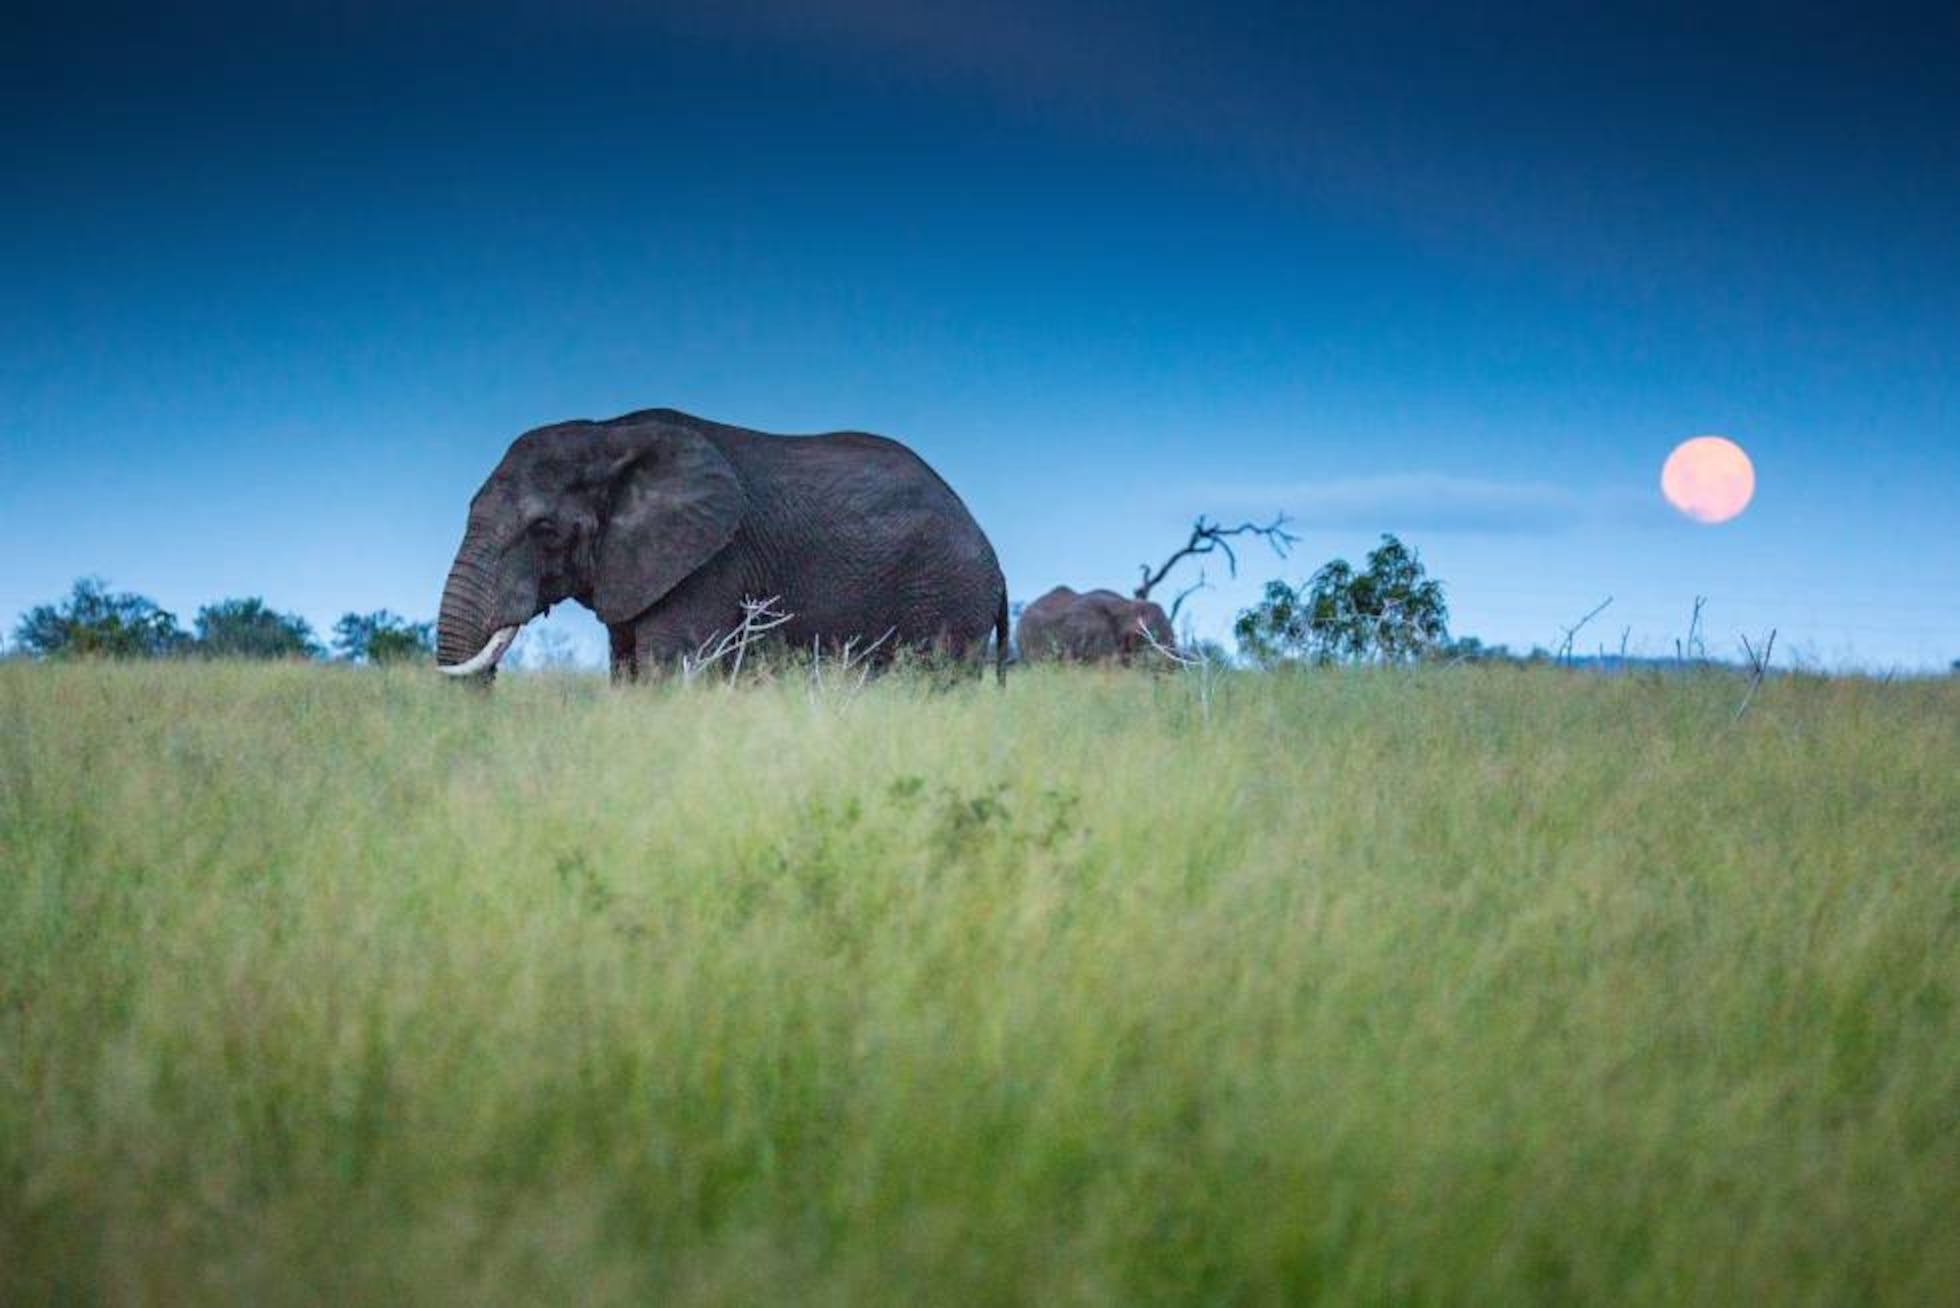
[1016,587,1175,664]
[435,409,1008,683]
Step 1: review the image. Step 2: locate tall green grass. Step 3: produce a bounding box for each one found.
[1,661,1954,1305]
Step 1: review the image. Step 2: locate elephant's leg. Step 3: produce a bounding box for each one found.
[609,624,640,685]
[630,604,735,676]
[621,553,762,676]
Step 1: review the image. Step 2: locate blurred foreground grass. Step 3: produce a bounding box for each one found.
[1,660,1955,1305]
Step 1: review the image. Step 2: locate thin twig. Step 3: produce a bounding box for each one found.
[837,626,898,694]
[681,596,792,684]
[1684,595,1707,663]
[1166,569,1210,623]
[1136,618,1198,668]
[1732,628,1776,722]
[803,626,898,702]
[1556,596,1613,665]
[1137,617,1216,721]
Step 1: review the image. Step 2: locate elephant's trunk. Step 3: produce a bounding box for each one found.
[436,546,518,677]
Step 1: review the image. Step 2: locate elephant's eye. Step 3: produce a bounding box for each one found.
[529,518,563,543]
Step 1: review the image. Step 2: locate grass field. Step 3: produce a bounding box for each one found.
[1,660,1955,1305]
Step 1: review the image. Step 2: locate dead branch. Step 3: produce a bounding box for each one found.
[1738,629,1774,678]
[1136,616,1199,668]
[836,626,897,693]
[1137,514,1298,603]
[1138,616,1217,720]
[1555,595,1613,664]
[1683,595,1707,663]
[1166,569,1210,623]
[806,626,897,700]
[1733,628,1776,722]
[681,596,792,684]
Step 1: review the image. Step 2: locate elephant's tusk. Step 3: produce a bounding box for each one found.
[439,626,520,676]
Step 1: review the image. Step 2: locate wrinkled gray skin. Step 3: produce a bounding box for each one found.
[1015,586,1175,664]
[437,409,1008,683]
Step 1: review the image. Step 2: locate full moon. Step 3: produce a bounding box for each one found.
[1661,436,1755,524]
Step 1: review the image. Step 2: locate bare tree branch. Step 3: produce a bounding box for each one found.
[681,596,793,684]
[1555,596,1613,665]
[1733,628,1776,721]
[836,626,897,693]
[1137,615,1217,719]
[1136,616,1197,667]
[805,626,897,701]
[1136,514,1299,603]
[1166,569,1210,623]
[1683,595,1707,663]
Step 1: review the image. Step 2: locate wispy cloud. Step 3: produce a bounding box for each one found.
[1196,474,1650,535]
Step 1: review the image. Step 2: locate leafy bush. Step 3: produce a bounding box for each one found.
[1237,533,1448,664]
[193,597,321,659]
[332,610,434,664]
[11,577,188,658]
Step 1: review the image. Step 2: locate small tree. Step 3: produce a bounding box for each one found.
[1345,534,1448,662]
[1235,534,1448,664]
[1233,579,1311,666]
[194,598,321,660]
[13,578,188,659]
[332,611,434,664]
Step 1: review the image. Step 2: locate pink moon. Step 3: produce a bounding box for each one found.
[1661,436,1755,524]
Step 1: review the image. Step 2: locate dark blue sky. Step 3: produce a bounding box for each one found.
[4,2,1956,666]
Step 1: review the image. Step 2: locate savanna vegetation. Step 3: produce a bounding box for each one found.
[2,658,1954,1305]
[9,578,434,665]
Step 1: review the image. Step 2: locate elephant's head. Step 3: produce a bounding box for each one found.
[1119,599,1177,661]
[436,415,748,677]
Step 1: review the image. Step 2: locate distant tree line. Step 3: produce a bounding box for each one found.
[8,578,433,664]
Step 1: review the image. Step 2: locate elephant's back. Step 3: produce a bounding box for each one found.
[749,428,980,522]
[1017,587,1152,662]
[1017,586,1102,660]
[1023,587,1128,622]
[619,409,972,508]
[1019,586,1080,626]
[716,424,1006,651]
[730,430,994,562]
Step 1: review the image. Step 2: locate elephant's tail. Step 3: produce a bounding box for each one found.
[994,590,1010,687]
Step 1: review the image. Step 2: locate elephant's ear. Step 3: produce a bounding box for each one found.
[593,422,749,625]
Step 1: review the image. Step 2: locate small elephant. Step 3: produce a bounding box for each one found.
[1016,587,1176,664]
[435,409,1008,682]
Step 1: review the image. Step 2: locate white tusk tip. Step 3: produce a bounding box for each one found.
[438,626,520,676]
